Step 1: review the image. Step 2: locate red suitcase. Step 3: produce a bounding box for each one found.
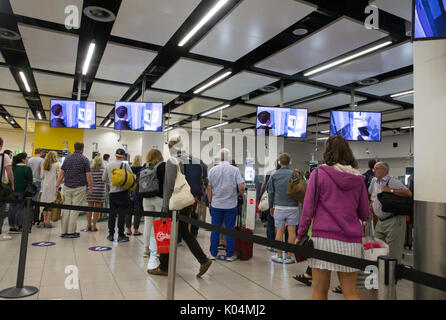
[234,210,253,260]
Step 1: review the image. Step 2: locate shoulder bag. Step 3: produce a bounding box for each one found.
[286,169,307,203]
[168,160,195,211]
[377,178,413,217]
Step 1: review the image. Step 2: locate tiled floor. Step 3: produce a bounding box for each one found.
[0,216,414,300]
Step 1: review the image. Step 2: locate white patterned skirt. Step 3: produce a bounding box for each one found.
[309,237,362,273]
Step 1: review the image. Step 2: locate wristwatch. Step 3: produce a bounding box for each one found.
[391,189,394,193]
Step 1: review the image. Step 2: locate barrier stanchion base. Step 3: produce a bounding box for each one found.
[0,286,39,298]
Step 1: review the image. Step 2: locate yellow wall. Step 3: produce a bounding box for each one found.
[33,123,84,154]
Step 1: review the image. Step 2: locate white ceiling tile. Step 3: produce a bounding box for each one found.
[244,116,258,124]
[15,118,35,132]
[89,82,130,104]
[382,109,413,122]
[0,91,28,107]
[0,66,19,91]
[255,17,387,75]
[393,94,414,104]
[143,90,178,105]
[342,101,401,112]
[152,58,223,93]
[174,98,223,115]
[191,0,315,61]
[40,96,67,110]
[311,42,413,86]
[10,0,84,25]
[112,0,201,46]
[165,113,189,125]
[370,0,413,21]
[34,71,73,97]
[248,82,325,106]
[96,103,114,118]
[383,119,414,129]
[293,93,366,113]
[96,43,157,83]
[206,104,256,120]
[223,122,253,130]
[18,24,79,74]
[183,118,221,129]
[4,106,28,118]
[358,74,413,96]
[203,71,278,100]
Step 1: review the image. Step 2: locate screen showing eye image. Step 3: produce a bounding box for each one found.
[114,102,163,131]
[256,106,308,138]
[330,111,382,142]
[50,100,96,129]
[414,0,446,39]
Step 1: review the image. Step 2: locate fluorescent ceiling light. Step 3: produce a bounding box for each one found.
[391,90,414,98]
[178,0,228,47]
[317,137,329,140]
[304,41,393,77]
[164,126,173,132]
[19,71,31,92]
[82,42,96,75]
[194,71,232,94]
[400,125,414,129]
[201,104,230,117]
[207,122,228,130]
[104,119,111,127]
[37,112,42,120]
[320,130,329,134]
[10,120,15,124]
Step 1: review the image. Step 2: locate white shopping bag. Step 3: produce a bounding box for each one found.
[205,206,212,224]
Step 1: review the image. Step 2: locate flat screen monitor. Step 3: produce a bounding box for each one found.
[114,102,163,131]
[256,106,308,138]
[50,100,96,129]
[330,111,382,142]
[413,0,446,40]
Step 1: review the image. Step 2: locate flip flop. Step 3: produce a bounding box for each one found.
[293,274,312,286]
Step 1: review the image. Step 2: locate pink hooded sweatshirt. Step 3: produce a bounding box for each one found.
[297,164,371,243]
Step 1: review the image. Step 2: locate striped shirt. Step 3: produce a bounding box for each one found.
[86,169,105,203]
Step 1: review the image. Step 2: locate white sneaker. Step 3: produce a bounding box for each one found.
[271,255,283,263]
[209,255,217,261]
[284,256,296,264]
[226,256,237,262]
[0,234,12,241]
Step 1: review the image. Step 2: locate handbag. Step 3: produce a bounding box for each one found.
[377,179,413,217]
[51,191,64,222]
[24,183,38,198]
[153,219,171,254]
[168,160,195,211]
[258,191,269,212]
[295,168,318,262]
[286,169,307,203]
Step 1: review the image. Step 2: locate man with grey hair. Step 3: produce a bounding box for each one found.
[370,161,412,262]
[207,148,245,261]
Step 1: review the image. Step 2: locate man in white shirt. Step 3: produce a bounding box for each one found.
[0,137,14,241]
[28,149,44,201]
[207,149,245,261]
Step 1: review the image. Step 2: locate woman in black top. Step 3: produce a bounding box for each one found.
[126,155,144,235]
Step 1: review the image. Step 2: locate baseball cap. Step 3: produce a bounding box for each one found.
[115,148,126,156]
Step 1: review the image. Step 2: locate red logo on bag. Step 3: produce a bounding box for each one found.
[156,232,170,242]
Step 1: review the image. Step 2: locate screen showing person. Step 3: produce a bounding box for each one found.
[114,102,163,131]
[414,0,446,39]
[50,100,96,129]
[330,111,381,142]
[256,106,307,137]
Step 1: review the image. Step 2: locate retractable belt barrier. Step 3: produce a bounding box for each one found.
[2,199,446,294]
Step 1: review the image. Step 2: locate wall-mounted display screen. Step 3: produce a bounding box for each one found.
[50,100,96,129]
[330,111,382,142]
[114,102,163,131]
[413,0,446,40]
[256,106,308,138]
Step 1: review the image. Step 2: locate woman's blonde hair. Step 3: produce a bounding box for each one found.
[146,149,163,167]
[43,151,58,171]
[91,155,104,171]
[132,155,143,167]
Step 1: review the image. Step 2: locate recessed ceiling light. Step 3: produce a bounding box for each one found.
[83,6,116,22]
[260,85,277,93]
[0,28,21,40]
[357,78,379,86]
[292,28,308,36]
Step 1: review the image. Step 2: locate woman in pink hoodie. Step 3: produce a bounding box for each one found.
[297,135,371,300]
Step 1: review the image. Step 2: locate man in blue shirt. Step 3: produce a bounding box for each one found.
[207,149,244,261]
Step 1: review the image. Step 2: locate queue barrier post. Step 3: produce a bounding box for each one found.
[166,210,179,300]
[0,197,39,298]
[377,255,398,300]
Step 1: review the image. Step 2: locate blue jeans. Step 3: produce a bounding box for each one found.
[32,181,41,202]
[8,192,25,227]
[210,206,237,257]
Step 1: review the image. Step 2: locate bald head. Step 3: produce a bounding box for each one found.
[374,161,389,179]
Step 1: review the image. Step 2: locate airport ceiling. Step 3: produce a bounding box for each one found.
[0,0,414,139]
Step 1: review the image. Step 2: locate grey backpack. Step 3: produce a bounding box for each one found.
[138,162,161,198]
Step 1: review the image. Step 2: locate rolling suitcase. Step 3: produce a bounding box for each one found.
[234,209,253,260]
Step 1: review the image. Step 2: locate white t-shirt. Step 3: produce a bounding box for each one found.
[2,154,12,183]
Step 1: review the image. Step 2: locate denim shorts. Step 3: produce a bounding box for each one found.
[273,208,299,228]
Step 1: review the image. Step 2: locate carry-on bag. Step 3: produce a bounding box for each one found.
[153,219,171,254]
[234,209,253,260]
